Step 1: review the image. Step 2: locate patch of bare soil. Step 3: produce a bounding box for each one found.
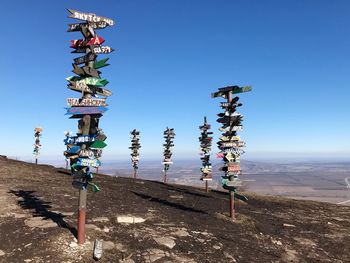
[0,155,349,263]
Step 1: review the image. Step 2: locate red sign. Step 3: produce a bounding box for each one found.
[70,37,105,48]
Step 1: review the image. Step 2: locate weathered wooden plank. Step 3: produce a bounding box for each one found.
[68,9,115,26]
[67,21,109,32]
[73,53,97,65]
[70,37,105,48]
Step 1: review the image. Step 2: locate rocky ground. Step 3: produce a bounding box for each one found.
[0,155,349,263]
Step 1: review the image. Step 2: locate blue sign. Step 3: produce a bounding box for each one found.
[65,106,108,115]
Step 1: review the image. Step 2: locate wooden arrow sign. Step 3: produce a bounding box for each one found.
[72,64,101,78]
[90,140,107,149]
[220,141,242,148]
[64,135,96,145]
[73,53,97,65]
[68,76,109,87]
[68,80,112,97]
[67,98,107,107]
[77,158,101,167]
[93,46,114,54]
[68,9,115,26]
[70,37,105,48]
[219,126,243,132]
[93,58,110,69]
[67,22,109,32]
[65,106,108,115]
[211,86,252,98]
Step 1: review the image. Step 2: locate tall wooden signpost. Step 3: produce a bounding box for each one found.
[162,127,175,183]
[211,85,251,220]
[64,9,115,246]
[129,129,141,178]
[199,117,213,192]
[33,127,43,165]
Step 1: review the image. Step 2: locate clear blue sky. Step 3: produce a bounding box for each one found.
[1,0,350,163]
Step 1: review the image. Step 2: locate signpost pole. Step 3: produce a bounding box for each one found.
[227,92,235,220]
[205,181,208,193]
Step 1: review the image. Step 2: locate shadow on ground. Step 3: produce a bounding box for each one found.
[9,189,77,237]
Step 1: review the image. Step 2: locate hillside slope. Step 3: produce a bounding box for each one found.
[0,156,349,263]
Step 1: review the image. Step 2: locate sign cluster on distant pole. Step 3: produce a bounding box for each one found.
[162,127,175,183]
[63,9,114,245]
[129,129,141,178]
[198,117,213,192]
[33,127,43,165]
[212,85,252,220]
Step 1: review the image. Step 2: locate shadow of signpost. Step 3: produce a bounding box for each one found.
[9,190,77,238]
[132,191,207,214]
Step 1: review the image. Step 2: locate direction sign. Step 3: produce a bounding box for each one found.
[219,141,243,148]
[77,158,101,167]
[211,86,252,98]
[67,98,107,107]
[68,80,112,97]
[73,53,97,65]
[70,37,105,48]
[90,140,107,149]
[68,9,115,26]
[219,126,243,132]
[226,180,242,187]
[93,58,110,69]
[64,135,96,145]
[68,76,109,87]
[72,64,101,78]
[93,46,114,54]
[67,22,109,32]
[65,106,108,115]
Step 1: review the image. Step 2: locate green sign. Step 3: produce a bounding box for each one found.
[93,58,110,69]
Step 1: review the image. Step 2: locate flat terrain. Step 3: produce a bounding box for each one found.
[0,156,350,263]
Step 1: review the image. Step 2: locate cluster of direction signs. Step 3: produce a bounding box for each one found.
[162,127,175,183]
[199,117,213,182]
[129,129,141,178]
[212,85,252,204]
[33,127,42,164]
[63,9,114,193]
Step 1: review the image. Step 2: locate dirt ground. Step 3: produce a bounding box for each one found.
[0,155,349,263]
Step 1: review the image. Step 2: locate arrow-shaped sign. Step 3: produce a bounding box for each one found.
[68,76,109,87]
[76,157,101,168]
[72,64,101,78]
[68,22,109,32]
[65,106,108,115]
[68,9,115,26]
[73,53,97,65]
[211,86,252,98]
[93,58,110,69]
[70,37,105,48]
[67,98,107,107]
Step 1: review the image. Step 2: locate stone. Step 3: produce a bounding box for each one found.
[93,217,109,222]
[153,237,176,249]
[0,250,5,256]
[104,241,115,250]
[213,245,221,250]
[283,223,296,227]
[119,259,135,263]
[117,216,145,224]
[172,229,190,237]
[69,242,78,248]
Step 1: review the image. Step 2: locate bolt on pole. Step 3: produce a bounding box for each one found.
[211,85,252,220]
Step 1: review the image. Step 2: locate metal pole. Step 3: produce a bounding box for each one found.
[205,180,209,193]
[35,158,38,165]
[77,189,87,244]
[164,170,167,183]
[227,91,235,220]
[133,168,137,179]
